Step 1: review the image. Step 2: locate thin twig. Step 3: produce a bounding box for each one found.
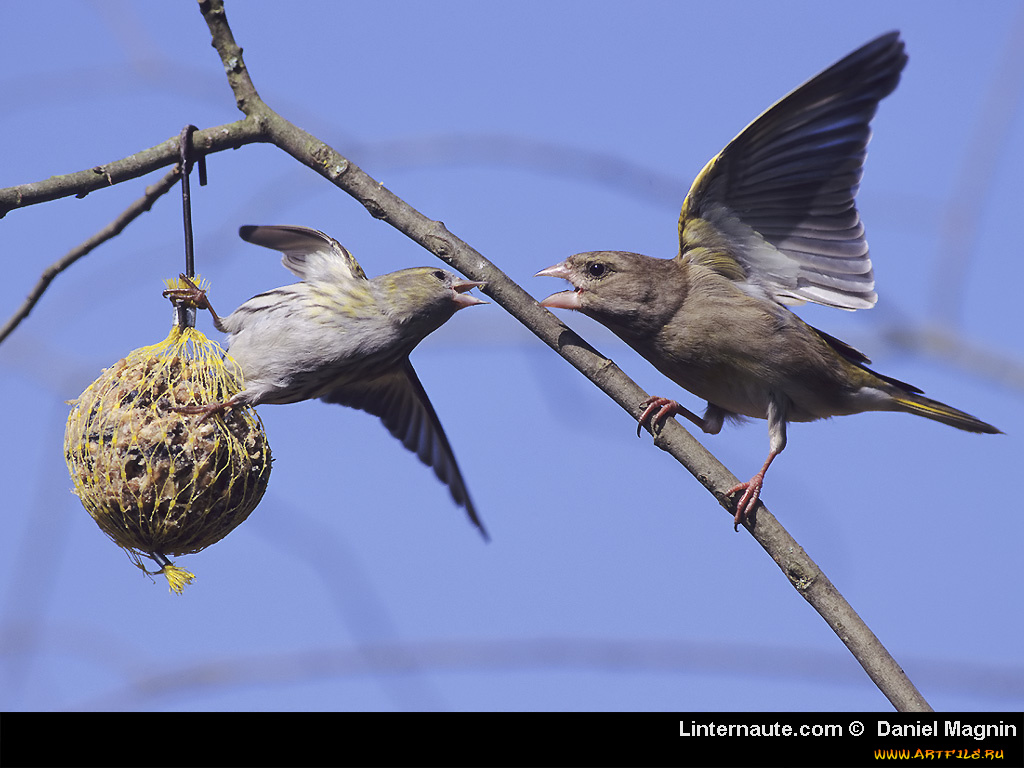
[0,167,180,345]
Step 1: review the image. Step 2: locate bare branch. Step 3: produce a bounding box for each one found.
[197,0,931,711]
[0,119,264,217]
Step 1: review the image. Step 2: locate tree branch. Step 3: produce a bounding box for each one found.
[199,0,930,711]
[0,119,264,218]
[0,0,932,711]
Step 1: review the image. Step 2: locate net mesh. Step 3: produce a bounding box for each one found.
[64,299,271,593]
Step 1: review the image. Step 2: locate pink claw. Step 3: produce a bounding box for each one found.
[726,477,764,531]
[726,449,779,531]
[637,396,680,437]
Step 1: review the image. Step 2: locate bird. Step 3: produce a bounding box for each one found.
[168,225,488,539]
[536,32,999,530]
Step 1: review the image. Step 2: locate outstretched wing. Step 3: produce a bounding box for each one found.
[678,32,907,310]
[239,225,368,282]
[320,360,487,539]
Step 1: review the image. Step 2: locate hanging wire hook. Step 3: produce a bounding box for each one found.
[179,125,203,280]
[172,125,208,329]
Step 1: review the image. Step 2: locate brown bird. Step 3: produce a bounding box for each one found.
[537,32,999,530]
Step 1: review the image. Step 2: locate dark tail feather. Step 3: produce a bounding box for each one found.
[890,392,1001,434]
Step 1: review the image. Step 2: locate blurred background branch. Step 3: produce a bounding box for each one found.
[3,628,1011,711]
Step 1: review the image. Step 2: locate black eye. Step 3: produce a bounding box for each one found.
[431,269,446,281]
[586,261,607,278]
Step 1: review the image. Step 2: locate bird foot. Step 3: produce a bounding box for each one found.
[726,477,763,531]
[163,274,224,328]
[163,274,211,310]
[637,396,680,437]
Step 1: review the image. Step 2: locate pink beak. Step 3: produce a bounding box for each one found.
[451,280,487,309]
[535,262,582,310]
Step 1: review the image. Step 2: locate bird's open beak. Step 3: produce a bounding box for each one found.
[535,262,582,310]
[451,280,487,309]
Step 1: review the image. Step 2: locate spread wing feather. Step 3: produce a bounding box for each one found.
[679,32,907,310]
[320,361,486,538]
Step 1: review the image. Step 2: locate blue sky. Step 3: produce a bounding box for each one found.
[1,1,1022,712]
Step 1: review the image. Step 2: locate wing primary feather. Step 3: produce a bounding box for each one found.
[678,32,907,311]
[319,363,487,538]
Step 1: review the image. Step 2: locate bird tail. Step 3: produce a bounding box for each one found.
[889,391,1001,434]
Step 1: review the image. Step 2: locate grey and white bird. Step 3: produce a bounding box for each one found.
[177,225,488,538]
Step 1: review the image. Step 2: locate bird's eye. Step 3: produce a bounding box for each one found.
[586,262,607,278]
[431,269,446,281]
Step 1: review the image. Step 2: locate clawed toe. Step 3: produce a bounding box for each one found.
[163,274,223,328]
[637,396,679,437]
[163,275,210,309]
[726,479,762,531]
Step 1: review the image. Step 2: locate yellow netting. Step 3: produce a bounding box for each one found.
[64,282,271,594]
[158,563,196,595]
